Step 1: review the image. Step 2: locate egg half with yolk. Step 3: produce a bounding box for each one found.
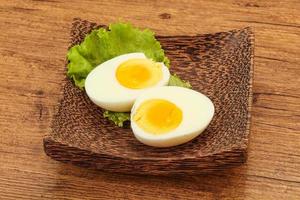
[131,86,215,147]
[85,53,170,112]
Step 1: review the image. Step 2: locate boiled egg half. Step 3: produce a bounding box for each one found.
[131,86,214,147]
[85,53,170,112]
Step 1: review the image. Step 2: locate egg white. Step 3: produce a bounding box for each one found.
[131,86,215,147]
[85,53,170,112]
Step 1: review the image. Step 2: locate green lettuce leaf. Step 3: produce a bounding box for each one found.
[168,74,192,89]
[67,22,191,127]
[67,22,170,89]
[103,111,130,127]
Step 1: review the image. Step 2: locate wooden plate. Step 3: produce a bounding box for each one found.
[44,18,254,175]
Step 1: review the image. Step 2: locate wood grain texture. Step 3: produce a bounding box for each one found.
[44,18,253,174]
[0,0,299,199]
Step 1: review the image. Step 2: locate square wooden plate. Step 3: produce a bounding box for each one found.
[44,18,254,175]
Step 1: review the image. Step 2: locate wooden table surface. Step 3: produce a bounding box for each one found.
[0,0,299,199]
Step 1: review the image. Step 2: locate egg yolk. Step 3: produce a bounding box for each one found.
[116,58,162,89]
[133,99,183,134]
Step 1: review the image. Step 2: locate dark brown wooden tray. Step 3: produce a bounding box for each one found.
[44,18,254,175]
